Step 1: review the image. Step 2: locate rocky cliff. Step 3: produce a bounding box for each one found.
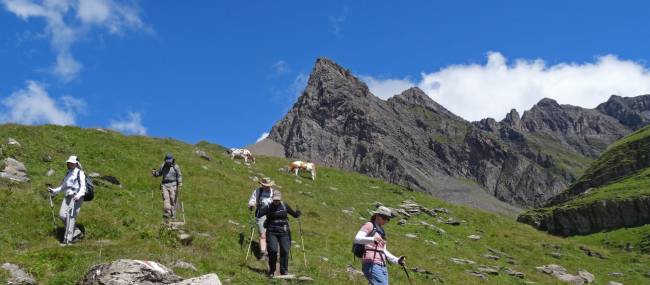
[261,58,650,213]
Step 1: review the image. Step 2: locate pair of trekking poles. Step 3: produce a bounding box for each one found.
[243,205,307,269]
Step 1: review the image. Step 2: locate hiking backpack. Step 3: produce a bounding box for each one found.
[76,170,95,201]
[352,222,377,258]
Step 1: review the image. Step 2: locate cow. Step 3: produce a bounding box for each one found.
[288,160,316,180]
[228,148,256,164]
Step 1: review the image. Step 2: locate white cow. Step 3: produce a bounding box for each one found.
[229,148,256,164]
[288,160,316,180]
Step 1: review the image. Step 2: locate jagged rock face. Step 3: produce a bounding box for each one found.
[267,58,646,211]
[597,94,650,129]
[518,98,631,157]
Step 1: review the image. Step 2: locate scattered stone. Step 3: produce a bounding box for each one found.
[395,208,411,218]
[299,191,313,197]
[41,154,53,162]
[320,256,329,262]
[405,233,417,239]
[277,167,286,172]
[444,218,461,226]
[329,187,338,191]
[372,201,384,207]
[345,265,363,276]
[6,138,21,147]
[578,270,595,283]
[579,246,606,259]
[178,233,193,246]
[504,268,525,278]
[488,247,511,258]
[0,158,29,183]
[46,168,55,177]
[608,272,624,277]
[227,220,241,227]
[295,179,303,184]
[467,235,481,241]
[98,175,121,186]
[78,259,181,284]
[88,172,101,178]
[550,252,563,259]
[297,276,314,282]
[170,260,198,272]
[536,264,567,275]
[467,270,488,279]
[536,264,586,285]
[173,273,222,285]
[369,185,380,189]
[450,258,475,265]
[342,208,355,215]
[433,208,449,214]
[607,282,623,285]
[478,266,499,275]
[483,254,500,260]
[194,149,212,161]
[202,165,208,170]
[397,219,407,226]
[424,240,438,246]
[1,263,37,285]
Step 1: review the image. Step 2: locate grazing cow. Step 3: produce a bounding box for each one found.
[288,160,316,180]
[229,148,256,164]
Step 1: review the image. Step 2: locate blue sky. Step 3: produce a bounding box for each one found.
[2,1,650,147]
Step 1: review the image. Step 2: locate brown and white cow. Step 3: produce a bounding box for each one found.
[229,148,256,164]
[288,160,316,180]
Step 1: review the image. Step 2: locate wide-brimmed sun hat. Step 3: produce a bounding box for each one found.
[259,177,275,187]
[373,206,394,219]
[66,155,79,164]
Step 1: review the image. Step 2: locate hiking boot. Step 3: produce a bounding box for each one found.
[72,232,84,242]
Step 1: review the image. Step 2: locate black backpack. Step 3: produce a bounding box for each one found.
[76,170,95,202]
[352,222,377,258]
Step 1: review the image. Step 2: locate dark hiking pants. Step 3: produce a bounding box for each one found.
[267,231,291,274]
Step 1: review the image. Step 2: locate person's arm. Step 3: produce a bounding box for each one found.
[49,178,64,195]
[74,170,87,200]
[175,164,182,186]
[247,189,257,208]
[383,246,400,264]
[153,163,164,177]
[354,223,379,245]
[285,204,302,218]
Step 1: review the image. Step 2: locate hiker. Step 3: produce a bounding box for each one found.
[247,177,276,258]
[258,190,301,277]
[354,206,406,285]
[152,153,183,222]
[47,155,87,244]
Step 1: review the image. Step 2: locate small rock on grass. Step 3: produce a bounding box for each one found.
[467,235,481,241]
[170,260,198,272]
[1,263,37,285]
[607,282,623,285]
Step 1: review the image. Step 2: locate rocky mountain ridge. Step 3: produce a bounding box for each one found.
[260,58,650,213]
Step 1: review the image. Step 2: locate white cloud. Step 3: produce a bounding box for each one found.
[361,76,415,100]
[109,112,146,135]
[2,0,148,81]
[364,52,650,121]
[289,73,308,101]
[272,60,291,75]
[1,80,82,125]
[256,132,269,143]
[329,6,348,36]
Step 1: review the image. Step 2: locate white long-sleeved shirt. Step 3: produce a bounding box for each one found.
[354,227,399,264]
[51,168,86,199]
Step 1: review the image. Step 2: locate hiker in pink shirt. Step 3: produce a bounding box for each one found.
[354,206,405,285]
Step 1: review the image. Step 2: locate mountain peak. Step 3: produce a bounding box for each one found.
[389,87,463,120]
[303,57,371,99]
[536,97,560,107]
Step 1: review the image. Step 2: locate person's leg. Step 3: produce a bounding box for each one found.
[169,184,177,219]
[362,263,387,285]
[266,233,279,276]
[278,234,291,274]
[257,216,267,254]
[63,197,77,243]
[161,184,172,219]
[71,199,83,240]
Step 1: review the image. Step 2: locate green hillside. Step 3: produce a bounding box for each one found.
[0,124,649,284]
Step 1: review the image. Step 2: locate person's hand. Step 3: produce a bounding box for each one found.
[74,194,83,201]
[47,187,54,195]
[398,256,406,266]
[248,205,254,211]
[296,210,302,217]
[373,233,385,245]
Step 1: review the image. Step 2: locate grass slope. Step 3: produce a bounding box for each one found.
[0,124,649,284]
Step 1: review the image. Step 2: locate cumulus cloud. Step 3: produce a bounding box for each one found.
[0,80,82,125]
[329,6,348,36]
[365,52,650,121]
[109,112,146,135]
[2,0,148,81]
[256,132,269,143]
[361,75,415,100]
[272,60,291,75]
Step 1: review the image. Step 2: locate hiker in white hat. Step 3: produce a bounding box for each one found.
[247,177,276,258]
[353,206,406,285]
[48,155,87,245]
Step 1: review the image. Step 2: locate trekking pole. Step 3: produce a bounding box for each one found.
[297,205,307,268]
[45,184,57,234]
[401,263,413,285]
[244,210,256,264]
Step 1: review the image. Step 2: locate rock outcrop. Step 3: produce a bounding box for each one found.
[260,58,649,212]
[1,263,37,285]
[78,259,221,285]
[0,158,29,183]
